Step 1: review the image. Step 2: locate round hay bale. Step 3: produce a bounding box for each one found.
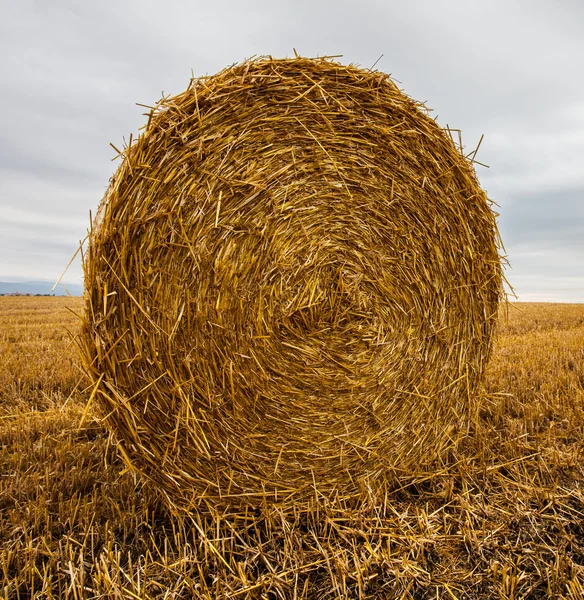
[82,56,503,511]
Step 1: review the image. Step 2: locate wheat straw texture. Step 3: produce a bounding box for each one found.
[81,56,503,512]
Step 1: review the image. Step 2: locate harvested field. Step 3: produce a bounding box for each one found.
[1,297,583,598]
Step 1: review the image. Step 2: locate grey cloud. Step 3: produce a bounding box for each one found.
[0,0,582,300]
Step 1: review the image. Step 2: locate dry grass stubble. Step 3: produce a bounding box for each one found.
[1,298,583,598]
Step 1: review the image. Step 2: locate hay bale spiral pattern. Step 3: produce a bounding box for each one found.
[83,57,502,511]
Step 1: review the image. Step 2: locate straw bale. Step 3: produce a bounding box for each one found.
[81,57,503,511]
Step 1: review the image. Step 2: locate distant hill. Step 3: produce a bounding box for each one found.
[0,281,84,296]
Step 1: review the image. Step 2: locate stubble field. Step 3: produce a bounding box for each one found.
[1,297,583,599]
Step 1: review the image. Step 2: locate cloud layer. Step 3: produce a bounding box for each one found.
[1,0,582,300]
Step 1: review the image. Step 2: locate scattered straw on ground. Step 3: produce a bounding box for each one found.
[2,300,584,598]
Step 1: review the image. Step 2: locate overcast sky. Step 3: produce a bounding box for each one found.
[1,0,582,301]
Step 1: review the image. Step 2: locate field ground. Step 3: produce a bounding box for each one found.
[1,297,584,598]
